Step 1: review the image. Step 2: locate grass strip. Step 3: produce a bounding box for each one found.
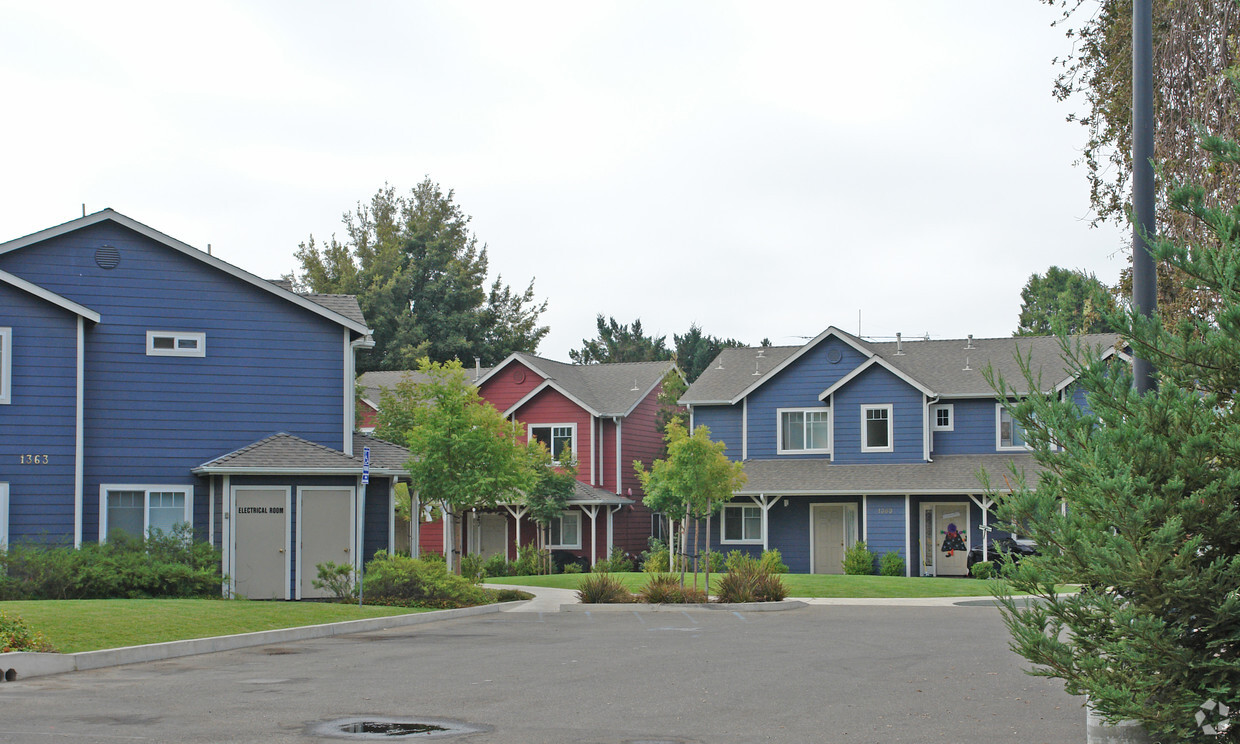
[0,599,427,653]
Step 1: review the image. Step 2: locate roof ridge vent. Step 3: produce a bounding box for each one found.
[963,355,972,371]
[631,378,640,391]
[895,332,905,355]
[756,348,764,358]
[964,334,975,349]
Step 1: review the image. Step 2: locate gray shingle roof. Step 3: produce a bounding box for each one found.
[736,454,1042,495]
[193,432,410,475]
[303,294,368,329]
[358,367,492,404]
[502,353,676,416]
[568,480,635,505]
[682,330,1122,403]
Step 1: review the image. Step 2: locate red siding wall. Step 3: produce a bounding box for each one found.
[359,401,378,431]
[506,387,594,486]
[477,361,544,413]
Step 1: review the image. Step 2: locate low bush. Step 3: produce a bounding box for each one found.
[488,588,534,603]
[576,572,631,604]
[312,561,357,601]
[362,551,488,609]
[0,525,222,600]
[562,562,583,574]
[593,547,636,573]
[759,549,789,574]
[460,553,486,584]
[970,561,996,580]
[879,551,906,577]
[511,544,547,576]
[715,558,789,603]
[418,551,446,563]
[842,541,877,576]
[483,553,511,578]
[638,573,682,603]
[725,550,755,573]
[0,611,56,653]
[642,547,670,573]
[700,550,726,573]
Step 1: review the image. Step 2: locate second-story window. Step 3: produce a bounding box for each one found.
[146,331,206,358]
[861,404,893,453]
[931,404,953,431]
[778,408,831,454]
[530,424,575,462]
[997,406,1029,450]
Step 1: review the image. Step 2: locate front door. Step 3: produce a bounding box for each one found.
[473,513,507,560]
[812,505,848,574]
[298,488,355,599]
[233,487,290,599]
[933,503,969,576]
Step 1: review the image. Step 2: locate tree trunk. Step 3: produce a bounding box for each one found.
[679,517,688,588]
[693,517,700,591]
[705,502,712,599]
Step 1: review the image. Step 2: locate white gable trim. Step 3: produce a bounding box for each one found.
[618,361,677,418]
[727,327,875,405]
[475,352,555,387]
[0,269,101,322]
[504,378,602,418]
[1053,345,1132,393]
[0,210,367,335]
[817,356,937,400]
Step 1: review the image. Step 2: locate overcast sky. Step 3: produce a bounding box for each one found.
[0,1,1127,361]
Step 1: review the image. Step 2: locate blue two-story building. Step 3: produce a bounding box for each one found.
[0,210,409,599]
[681,326,1119,576]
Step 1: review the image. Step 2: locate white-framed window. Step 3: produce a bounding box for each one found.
[547,511,581,549]
[721,504,762,543]
[861,404,893,453]
[778,408,831,454]
[931,403,954,432]
[0,327,11,404]
[146,331,206,357]
[99,484,192,541]
[996,405,1029,450]
[529,423,575,463]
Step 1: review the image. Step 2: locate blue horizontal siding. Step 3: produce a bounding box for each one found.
[930,398,995,455]
[865,495,905,571]
[363,477,391,561]
[831,365,924,464]
[692,404,743,462]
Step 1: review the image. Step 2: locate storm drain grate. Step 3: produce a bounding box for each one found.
[309,716,490,740]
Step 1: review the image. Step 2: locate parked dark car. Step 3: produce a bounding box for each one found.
[966,536,1038,572]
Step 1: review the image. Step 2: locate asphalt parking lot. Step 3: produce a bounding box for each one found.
[0,602,1083,743]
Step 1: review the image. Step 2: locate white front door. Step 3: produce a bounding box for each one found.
[932,503,969,577]
[811,504,856,574]
[297,487,355,599]
[232,487,290,599]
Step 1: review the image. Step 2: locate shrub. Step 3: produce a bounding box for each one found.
[842,541,876,575]
[488,588,533,603]
[700,550,726,573]
[362,551,488,609]
[562,562,583,574]
[511,544,546,576]
[638,573,683,603]
[594,546,636,573]
[0,611,56,653]
[460,553,486,584]
[312,561,357,601]
[759,549,789,574]
[970,561,996,580]
[576,572,631,604]
[642,547,670,573]
[418,550,446,563]
[679,586,709,603]
[482,553,511,578]
[880,551,906,577]
[725,550,757,573]
[715,559,789,603]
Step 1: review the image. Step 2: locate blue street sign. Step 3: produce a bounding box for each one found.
[362,446,371,485]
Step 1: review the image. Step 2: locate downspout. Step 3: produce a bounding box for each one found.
[613,416,622,495]
[589,414,596,485]
[742,398,748,460]
[356,475,367,604]
[74,315,85,547]
[923,395,939,462]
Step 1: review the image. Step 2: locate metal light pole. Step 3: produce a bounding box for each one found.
[1131,0,1157,394]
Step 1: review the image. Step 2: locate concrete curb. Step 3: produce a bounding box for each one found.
[561,599,807,612]
[0,600,524,682]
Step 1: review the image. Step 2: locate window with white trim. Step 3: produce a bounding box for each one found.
[997,405,1029,450]
[530,424,575,463]
[931,403,953,431]
[778,408,831,454]
[722,504,762,543]
[861,405,893,452]
[547,511,581,549]
[0,327,10,404]
[146,331,206,357]
[100,485,192,541]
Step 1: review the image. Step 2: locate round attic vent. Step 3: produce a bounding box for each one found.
[95,245,121,270]
[826,348,843,364]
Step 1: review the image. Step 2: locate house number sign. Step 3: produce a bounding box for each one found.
[18,454,50,464]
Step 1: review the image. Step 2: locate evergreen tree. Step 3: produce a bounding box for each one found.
[569,315,670,364]
[988,131,1240,741]
[673,323,746,383]
[1015,266,1119,336]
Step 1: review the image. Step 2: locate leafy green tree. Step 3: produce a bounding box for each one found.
[569,315,671,364]
[673,323,746,383]
[635,422,747,590]
[1015,266,1119,336]
[291,180,549,371]
[375,358,531,573]
[1040,0,1240,326]
[987,131,1240,741]
[522,444,578,574]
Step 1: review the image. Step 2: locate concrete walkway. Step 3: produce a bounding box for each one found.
[483,583,578,612]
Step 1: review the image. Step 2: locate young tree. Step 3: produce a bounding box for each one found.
[569,315,671,364]
[291,180,549,370]
[635,422,747,590]
[375,358,531,573]
[522,444,577,574]
[987,131,1240,741]
[1015,266,1119,336]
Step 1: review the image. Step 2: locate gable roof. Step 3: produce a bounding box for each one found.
[480,352,676,418]
[682,328,1124,403]
[0,269,101,322]
[192,432,409,475]
[358,367,493,408]
[0,209,370,337]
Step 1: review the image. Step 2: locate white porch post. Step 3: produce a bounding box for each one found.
[582,505,600,565]
[503,504,528,557]
[968,493,995,563]
[410,487,420,556]
[749,494,779,552]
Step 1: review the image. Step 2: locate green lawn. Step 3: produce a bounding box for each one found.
[486,572,1012,598]
[0,599,428,653]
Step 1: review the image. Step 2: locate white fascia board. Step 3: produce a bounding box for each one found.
[734,487,991,496]
[0,269,101,323]
[507,378,602,418]
[728,326,876,405]
[476,351,558,388]
[502,379,554,417]
[189,466,408,476]
[817,356,937,401]
[0,210,368,336]
[1052,346,1132,393]
[616,361,677,418]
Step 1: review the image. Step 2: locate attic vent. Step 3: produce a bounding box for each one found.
[95,245,120,270]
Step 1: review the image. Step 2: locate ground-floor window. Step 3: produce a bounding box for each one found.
[100,485,191,541]
[722,504,762,543]
[547,511,581,549]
